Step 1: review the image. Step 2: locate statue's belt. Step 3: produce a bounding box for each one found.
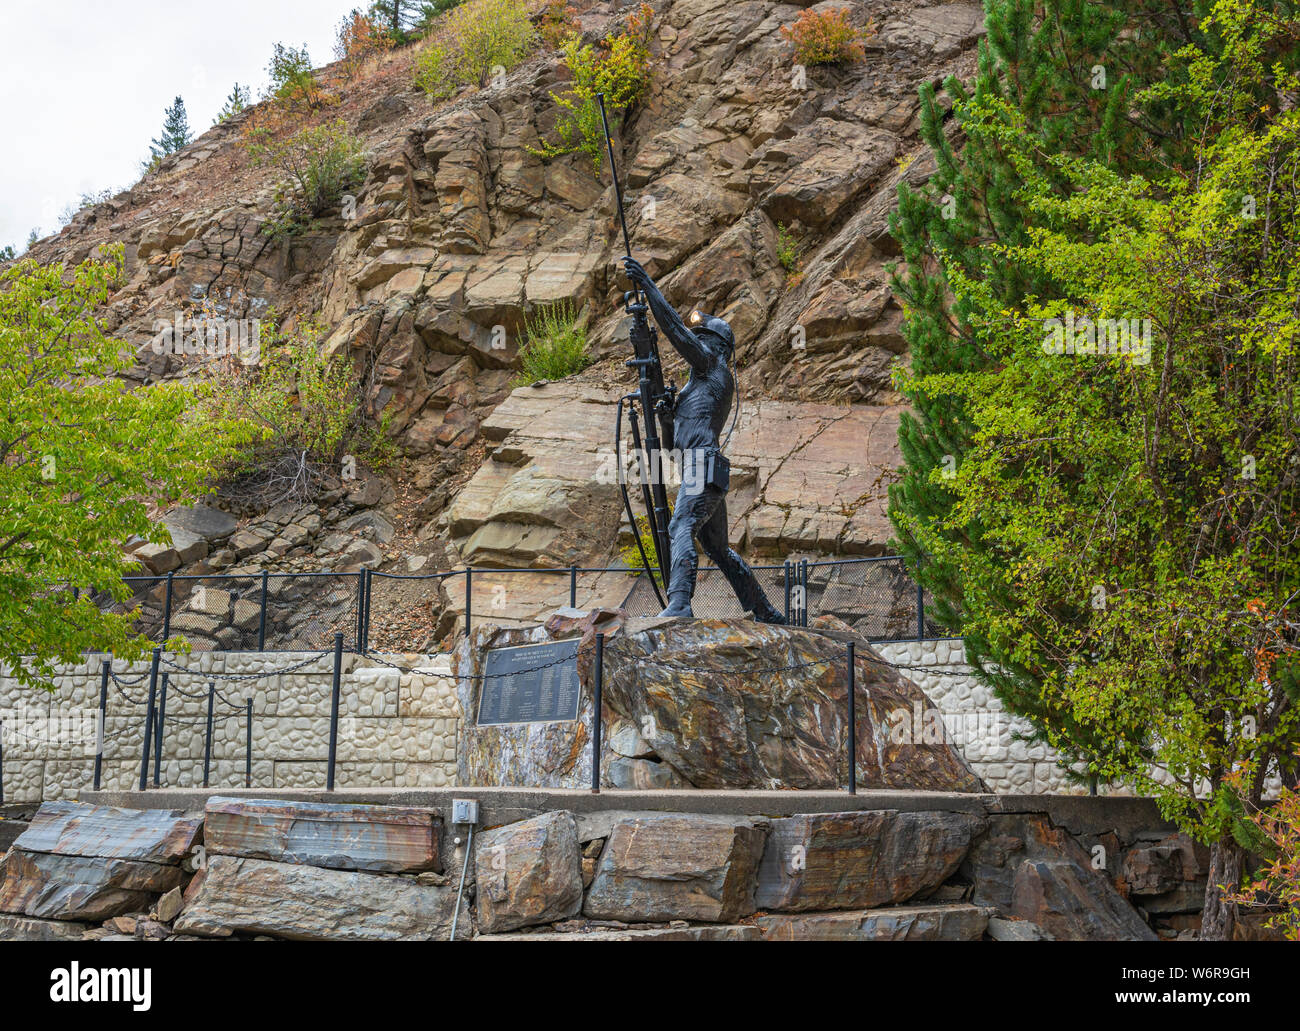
[678,446,730,495]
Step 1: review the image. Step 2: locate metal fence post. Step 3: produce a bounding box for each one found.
[245,698,253,788]
[153,673,169,787]
[354,571,366,651]
[93,659,109,791]
[162,572,175,641]
[139,648,161,790]
[203,682,214,789]
[846,642,856,795]
[464,568,472,638]
[257,570,269,651]
[569,564,578,608]
[799,559,809,627]
[591,632,604,794]
[916,582,925,641]
[361,569,372,655]
[327,631,344,790]
[783,560,792,622]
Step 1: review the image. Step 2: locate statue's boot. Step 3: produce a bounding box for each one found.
[658,593,694,619]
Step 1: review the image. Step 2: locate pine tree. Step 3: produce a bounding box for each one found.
[369,0,421,38]
[886,0,1210,770]
[214,83,251,124]
[149,96,192,164]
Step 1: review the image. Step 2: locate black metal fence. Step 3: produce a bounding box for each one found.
[87,556,939,654]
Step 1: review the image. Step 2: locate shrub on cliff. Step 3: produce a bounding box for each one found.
[335,9,395,80]
[532,2,655,170]
[197,315,392,509]
[513,300,590,386]
[780,7,873,66]
[246,120,367,239]
[412,0,536,99]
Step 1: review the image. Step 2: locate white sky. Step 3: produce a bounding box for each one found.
[0,1,346,253]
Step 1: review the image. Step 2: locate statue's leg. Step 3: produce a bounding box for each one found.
[696,490,787,624]
[657,489,712,618]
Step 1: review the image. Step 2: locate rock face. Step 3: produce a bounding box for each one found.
[966,814,1159,942]
[474,811,583,933]
[459,613,982,791]
[757,903,991,942]
[755,810,985,911]
[204,796,441,873]
[584,814,768,923]
[174,855,460,941]
[0,801,201,922]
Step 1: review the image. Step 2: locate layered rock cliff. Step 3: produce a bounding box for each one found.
[22,0,985,592]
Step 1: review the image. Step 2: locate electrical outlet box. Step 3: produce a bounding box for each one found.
[451,799,479,825]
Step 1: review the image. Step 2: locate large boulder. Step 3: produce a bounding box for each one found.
[458,615,984,791]
[966,814,1158,941]
[755,810,985,911]
[583,813,767,923]
[0,801,201,922]
[203,797,441,874]
[474,811,583,933]
[174,855,462,941]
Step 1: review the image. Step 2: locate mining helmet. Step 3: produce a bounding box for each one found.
[688,309,735,353]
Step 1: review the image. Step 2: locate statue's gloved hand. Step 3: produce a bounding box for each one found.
[621,256,652,290]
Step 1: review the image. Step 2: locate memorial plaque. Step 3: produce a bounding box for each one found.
[476,638,582,726]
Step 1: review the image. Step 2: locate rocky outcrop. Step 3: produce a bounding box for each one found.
[445,379,903,569]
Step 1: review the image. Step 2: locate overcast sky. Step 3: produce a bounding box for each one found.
[0,1,345,253]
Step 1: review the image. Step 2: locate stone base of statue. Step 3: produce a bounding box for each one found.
[455,609,985,793]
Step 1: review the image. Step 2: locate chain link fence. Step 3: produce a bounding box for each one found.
[81,556,938,653]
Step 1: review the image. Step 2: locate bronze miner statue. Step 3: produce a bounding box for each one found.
[620,256,786,624]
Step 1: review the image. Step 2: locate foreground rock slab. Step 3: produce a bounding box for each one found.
[0,801,200,921]
[0,913,90,941]
[474,810,582,933]
[755,810,985,911]
[204,796,440,873]
[967,814,1158,941]
[477,925,761,941]
[757,903,991,941]
[584,814,767,923]
[175,855,461,940]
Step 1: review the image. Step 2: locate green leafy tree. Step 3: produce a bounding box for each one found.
[0,245,15,262]
[887,0,1221,770]
[0,249,248,687]
[266,42,323,110]
[902,1,1300,940]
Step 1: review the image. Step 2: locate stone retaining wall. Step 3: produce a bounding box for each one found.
[4,640,1094,802]
[874,639,1088,795]
[0,652,459,802]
